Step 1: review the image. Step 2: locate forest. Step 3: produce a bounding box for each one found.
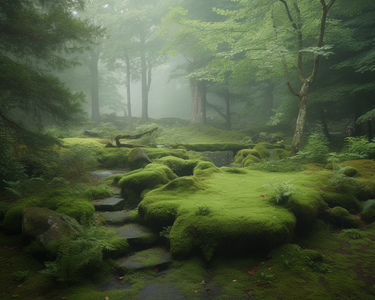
[1,0,375,299]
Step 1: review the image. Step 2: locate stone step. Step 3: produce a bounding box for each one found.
[90,170,127,178]
[112,223,160,250]
[94,196,126,211]
[98,210,131,226]
[118,247,173,272]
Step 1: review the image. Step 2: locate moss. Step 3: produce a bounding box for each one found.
[105,237,129,259]
[193,161,220,177]
[61,138,107,148]
[96,148,130,169]
[341,166,359,177]
[220,167,248,174]
[274,148,290,160]
[321,192,361,214]
[329,206,360,229]
[361,207,375,224]
[83,186,113,200]
[169,143,254,152]
[145,148,189,160]
[3,206,24,234]
[234,149,261,165]
[254,144,271,159]
[117,164,177,204]
[127,148,152,170]
[243,154,261,166]
[0,201,11,222]
[153,156,197,177]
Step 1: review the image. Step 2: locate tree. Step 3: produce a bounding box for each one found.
[0,0,103,145]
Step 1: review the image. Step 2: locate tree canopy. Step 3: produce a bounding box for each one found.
[0,0,103,146]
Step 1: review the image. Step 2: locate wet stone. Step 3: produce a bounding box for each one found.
[119,248,173,271]
[113,224,159,249]
[137,284,188,300]
[94,197,126,211]
[101,211,130,225]
[90,170,127,178]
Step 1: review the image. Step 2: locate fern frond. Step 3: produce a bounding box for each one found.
[363,200,375,212]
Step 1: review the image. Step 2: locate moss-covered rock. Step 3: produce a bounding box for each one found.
[83,186,113,200]
[321,192,361,214]
[3,206,24,234]
[220,167,248,174]
[254,144,271,159]
[96,148,130,169]
[153,156,197,177]
[193,161,220,177]
[117,164,177,204]
[328,206,360,228]
[128,148,152,170]
[341,166,359,177]
[243,155,261,167]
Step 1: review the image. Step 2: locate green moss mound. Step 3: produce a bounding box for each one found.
[61,138,107,148]
[116,164,178,204]
[234,149,261,165]
[274,148,290,160]
[153,156,197,177]
[220,167,248,174]
[341,166,359,177]
[254,144,271,159]
[328,206,360,229]
[83,186,113,200]
[321,192,361,214]
[2,206,24,234]
[169,143,254,152]
[96,148,130,169]
[138,169,329,260]
[193,161,220,177]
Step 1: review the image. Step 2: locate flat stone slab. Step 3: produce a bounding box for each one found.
[113,224,159,248]
[100,211,131,225]
[94,197,126,211]
[90,170,127,178]
[119,248,173,271]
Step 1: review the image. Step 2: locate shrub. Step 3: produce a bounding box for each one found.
[290,131,329,163]
[59,146,99,177]
[343,136,375,159]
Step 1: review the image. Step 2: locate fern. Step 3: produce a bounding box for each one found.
[40,217,115,281]
[363,200,375,213]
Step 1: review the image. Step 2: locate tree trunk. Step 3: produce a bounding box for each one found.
[190,79,206,123]
[125,53,133,131]
[319,107,330,141]
[140,27,149,123]
[290,94,308,156]
[90,49,101,124]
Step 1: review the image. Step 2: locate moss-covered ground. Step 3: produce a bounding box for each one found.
[2,123,375,299]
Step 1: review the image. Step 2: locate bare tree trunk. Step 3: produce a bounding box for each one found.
[90,48,101,124]
[190,79,206,123]
[125,53,133,131]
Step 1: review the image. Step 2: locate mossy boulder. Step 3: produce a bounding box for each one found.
[22,207,77,257]
[328,206,360,228]
[254,144,271,159]
[3,206,25,234]
[116,164,177,204]
[83,186,113,200]
[128,148,152,170]
[96,148,130,169]
[153,156,197,177]
[220,167,248,174]
[234,149,261,167]
[360,200,375,223]
[341,166,359,177]
[321,192,361,214]
[243,155,261,167]
[193,161,220,177]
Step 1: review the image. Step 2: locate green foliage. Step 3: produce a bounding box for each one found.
[83,186,113,200]
[258,271,274,286]
[99,122,118,142]
[196,205,213,216]
[159,226,172,239]
[252,159,304,172]
[40,217,116,282]
[363,200,375,213]
[339,228,364,240]
[59,146,99,177]
[12,270,34,282]
[262,180,296,205]
[342,136,375,159]
[291,132,329,163]
[134,124,161,146]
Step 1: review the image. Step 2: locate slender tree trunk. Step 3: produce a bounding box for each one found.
[90,49,100,124]
[140,28,149,123]
[190,79,206,123]
[279,0,336,156]
[125,53,133,131]
[224,90,231,131]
